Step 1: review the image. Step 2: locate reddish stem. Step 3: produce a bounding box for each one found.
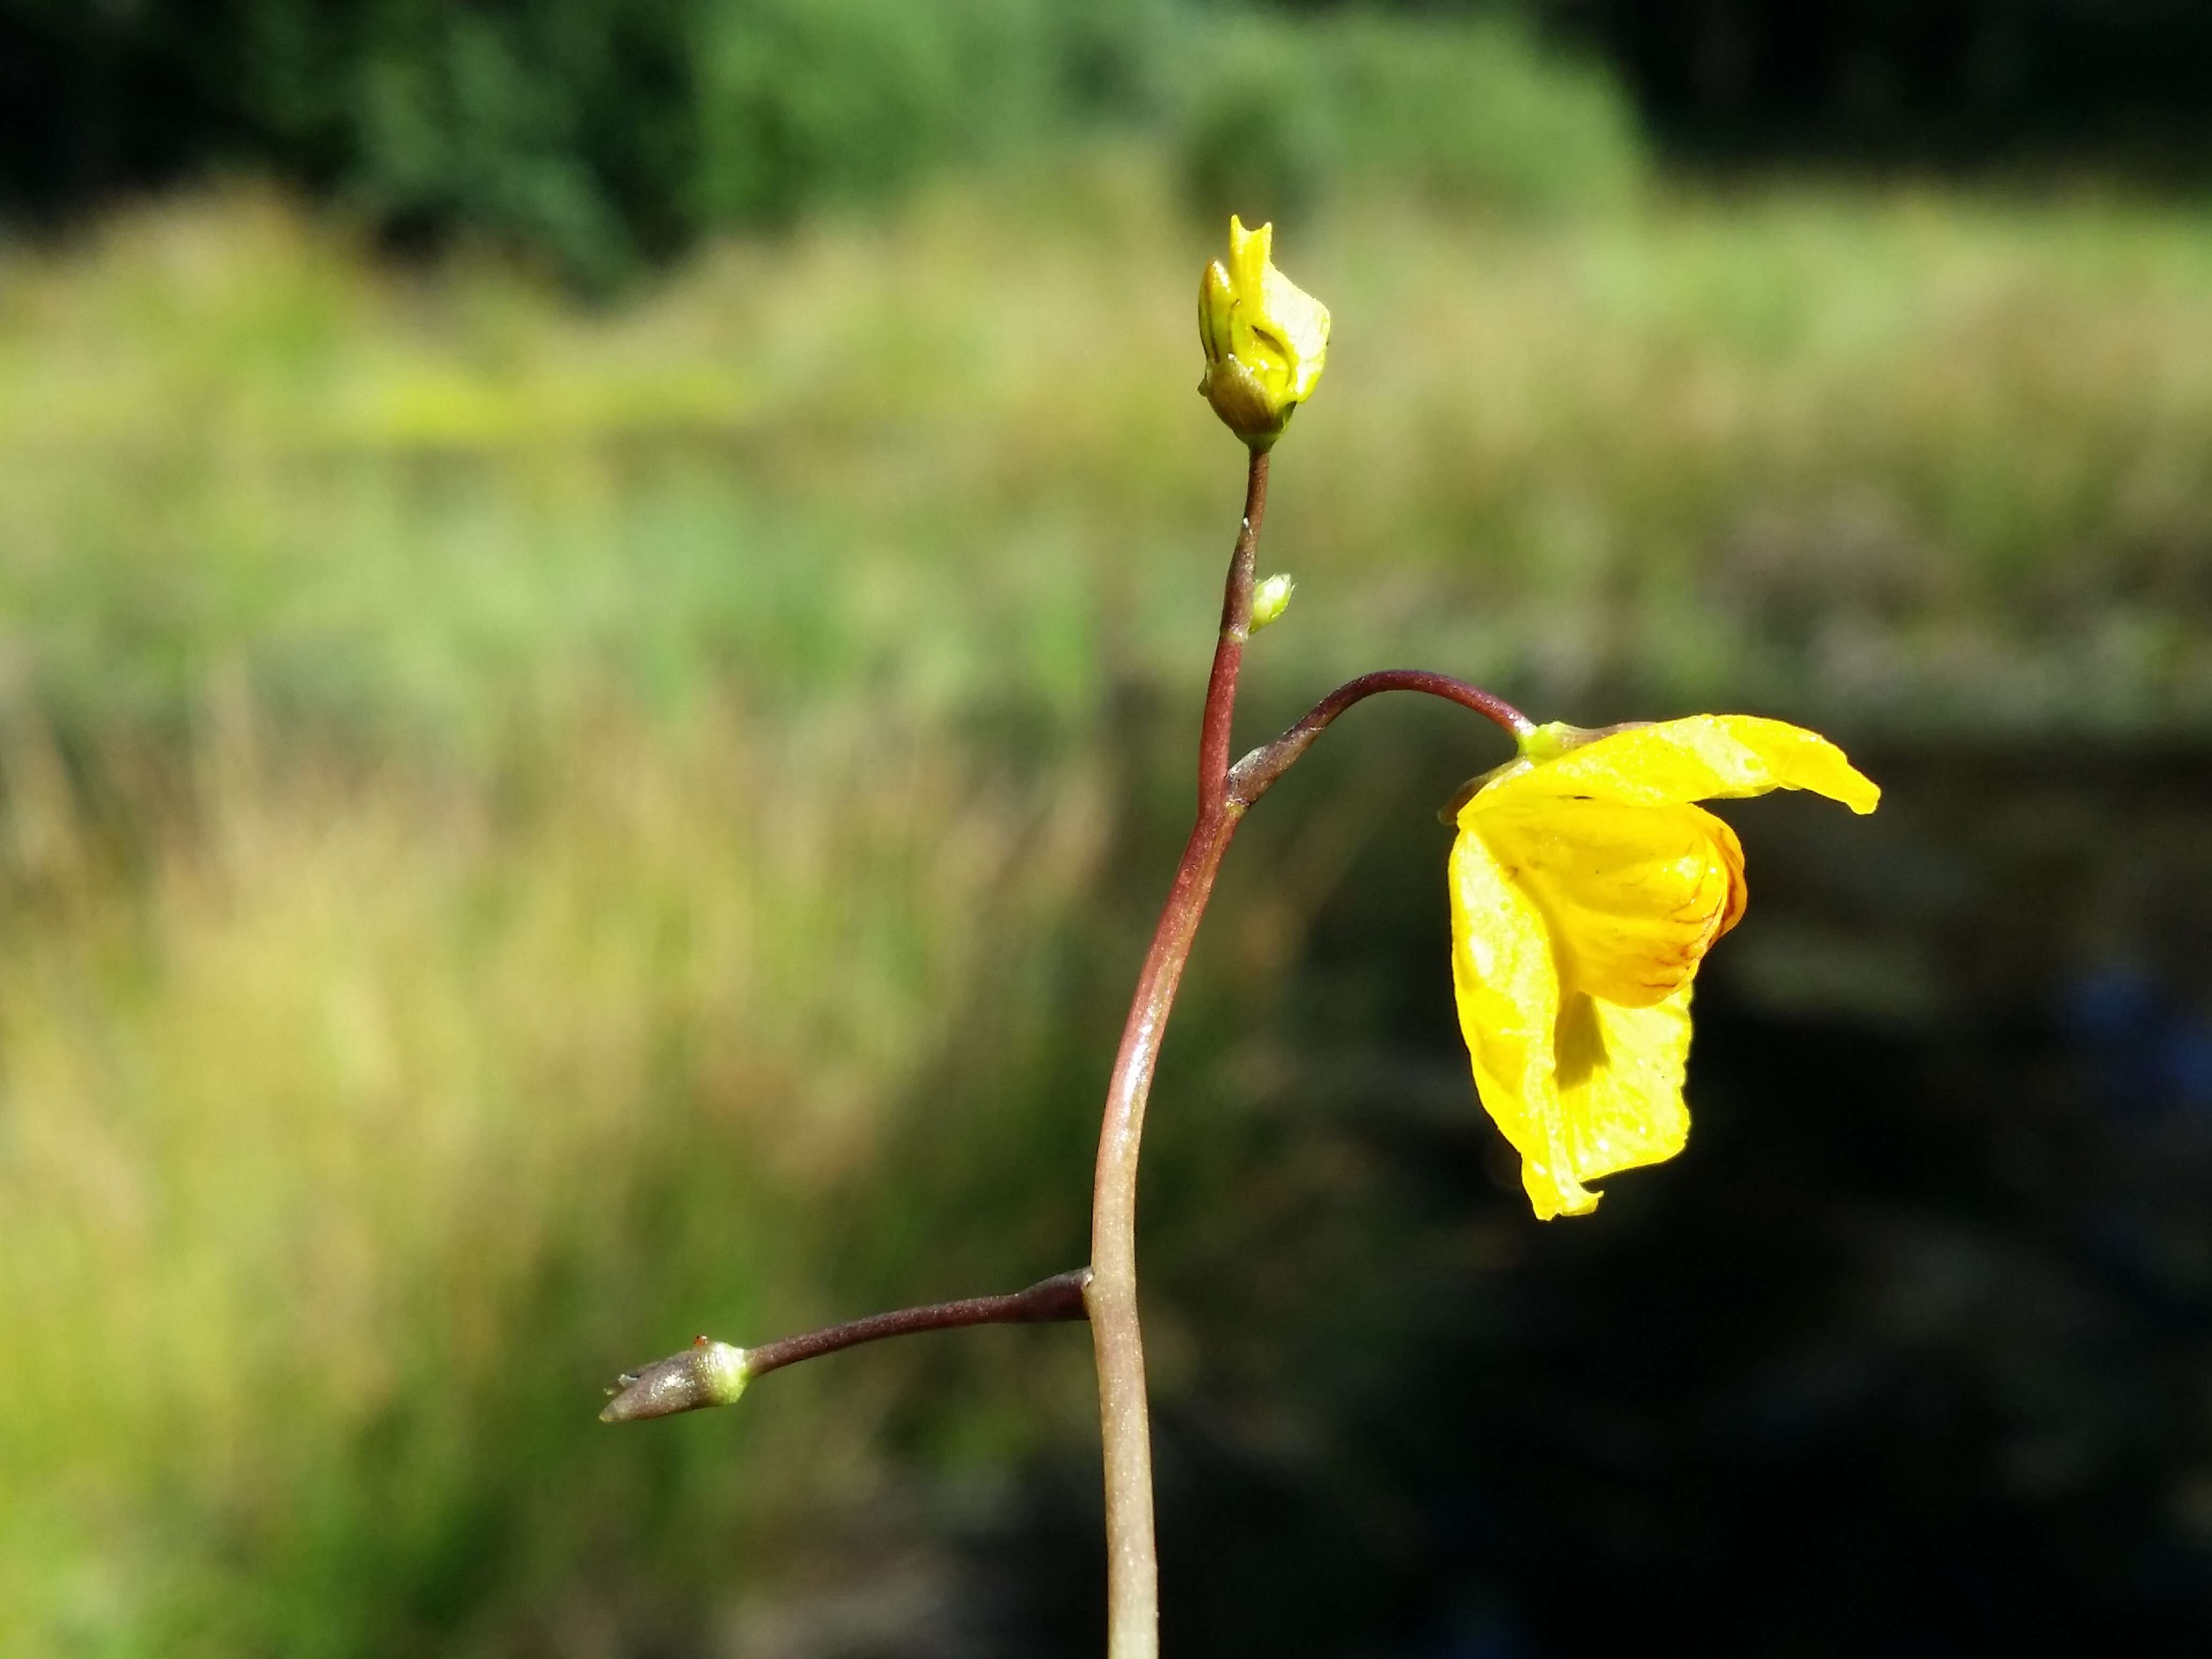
[1083,461,1530,1658]
[1228,669,1532,806]
[1195,453,1266,794]
[1087,448,1267,1659]
[746,1269,1092,1377]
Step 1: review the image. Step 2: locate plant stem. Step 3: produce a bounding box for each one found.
[745,1268,1093,1378]
[1088,447,1268,1659]
[1228,669,1533,806]
[599,1269,1090,1423]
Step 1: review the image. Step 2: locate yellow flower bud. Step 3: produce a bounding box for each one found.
[1250,573,1296,632]
[1198,216,1330,449]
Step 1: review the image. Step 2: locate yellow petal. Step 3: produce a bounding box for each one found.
[1259,259,1330,402]
[1475,715,1880,817]
[1225,218,1290,388]
[1472,799,1744,1007]
[1553,984,1693,1187]
[1449,820,1588,1218]
[1452,822,1701,1220]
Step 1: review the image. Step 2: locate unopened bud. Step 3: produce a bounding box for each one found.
[600,1337,750,1422]
[1250,574,1295,632]
[1198,216,1330,449]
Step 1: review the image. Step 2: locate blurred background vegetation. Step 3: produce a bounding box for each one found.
[3,3,2211,1655]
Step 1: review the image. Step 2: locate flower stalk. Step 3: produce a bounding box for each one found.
[1230,669,1534,808]
[1087,446,1269,1659]
[1082,459,1551,1658]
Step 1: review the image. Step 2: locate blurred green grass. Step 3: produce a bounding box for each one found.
[5,152,2212,1654]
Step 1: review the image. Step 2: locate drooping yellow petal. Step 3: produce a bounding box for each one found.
[1471,798,1744,1007]
[1476,715,1879,817]
[1451,823,1699,1219]
[1449,819,1587,1217]
[1553,984,1693,1186]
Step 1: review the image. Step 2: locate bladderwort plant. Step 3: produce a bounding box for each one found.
[601,215,1880,1658]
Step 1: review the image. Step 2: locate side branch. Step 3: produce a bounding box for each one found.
[600,1269,1091,1423]
[749,1268,1092,1377]
[1227,669,1533,808]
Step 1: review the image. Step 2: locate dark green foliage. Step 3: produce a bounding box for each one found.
[0,0,1187,285]
[1531,0,2212,168]
[9,0,2212,283]
[693,0,1056,229]
[2,0,1651,283]
[341,0,704,279]
[5,0,705,282]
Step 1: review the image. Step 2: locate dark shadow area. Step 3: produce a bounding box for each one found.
[1531,0,2212,176]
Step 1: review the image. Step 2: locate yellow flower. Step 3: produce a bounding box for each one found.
[1198,216,1329,448]
[1448,715,1879,1220]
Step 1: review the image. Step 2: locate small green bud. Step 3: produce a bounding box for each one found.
[1516,720,1590,763]
[1440,720,1653,824]
[600,1336,750,1422]
[1250,573,1295,633]
[1517,719,1649,762]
